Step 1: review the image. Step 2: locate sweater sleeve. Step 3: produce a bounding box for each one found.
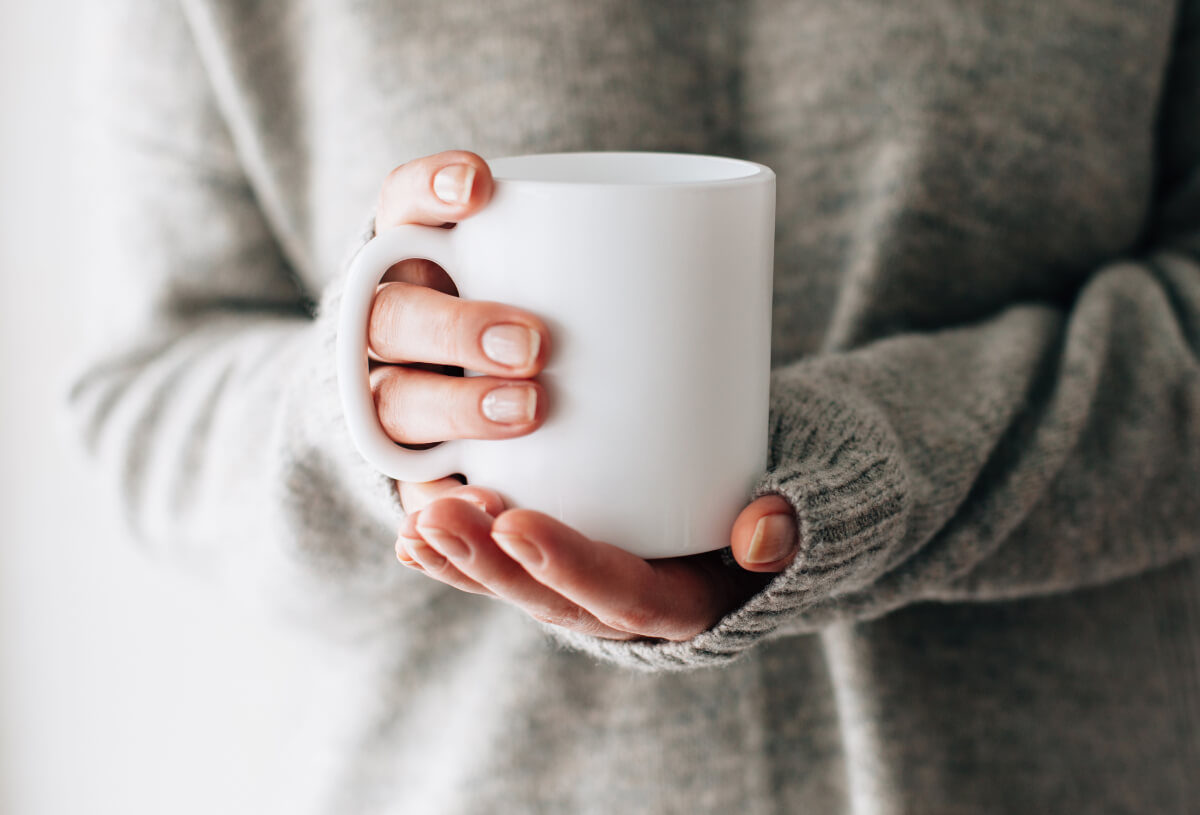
[552,5,1200,671]
[66,0,416,638]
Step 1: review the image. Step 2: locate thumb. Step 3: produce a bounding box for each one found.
[730,495,798,573]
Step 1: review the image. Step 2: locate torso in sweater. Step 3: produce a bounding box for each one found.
[98,1,1197,812]
[198,0,1170,358]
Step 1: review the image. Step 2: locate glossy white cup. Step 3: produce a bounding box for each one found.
[337,152,775,558]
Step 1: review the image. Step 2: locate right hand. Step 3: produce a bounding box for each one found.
[369,150,550,519]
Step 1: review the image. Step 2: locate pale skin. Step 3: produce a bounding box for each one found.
[373,150,800,642]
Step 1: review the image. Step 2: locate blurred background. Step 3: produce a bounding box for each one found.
[0,5,352,813]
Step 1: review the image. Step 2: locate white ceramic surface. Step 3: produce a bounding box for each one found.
[337,152,775,558]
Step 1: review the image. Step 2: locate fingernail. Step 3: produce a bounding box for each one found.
[481,323,540,369]
[745,514,797,566]
[492,531,544,568]
[482,385,537,424]
[432,163,476,204]
[395,536,420,566]
[398,511,422,542]
[407,539,447,569]
[417,526,470,561]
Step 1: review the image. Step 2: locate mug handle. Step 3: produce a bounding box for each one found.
[336,225,465,482]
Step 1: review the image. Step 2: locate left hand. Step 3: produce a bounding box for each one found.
[394,481,799,641]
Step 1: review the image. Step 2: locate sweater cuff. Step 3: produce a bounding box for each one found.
[541,370,911,672]
[259,214,410,626]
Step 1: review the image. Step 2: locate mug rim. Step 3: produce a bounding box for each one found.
[487,151,774,189]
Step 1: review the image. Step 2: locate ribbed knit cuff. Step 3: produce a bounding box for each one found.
[258,214,413,636]
[542,369,911,672]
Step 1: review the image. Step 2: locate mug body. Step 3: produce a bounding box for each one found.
[448,153,775,558]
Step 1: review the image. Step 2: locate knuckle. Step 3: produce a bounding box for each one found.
[428,304,468,363]
[368,285,407,354]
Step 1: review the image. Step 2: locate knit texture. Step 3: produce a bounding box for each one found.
[70,0,1200,811]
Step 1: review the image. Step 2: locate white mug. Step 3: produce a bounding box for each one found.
[337,152,775,558]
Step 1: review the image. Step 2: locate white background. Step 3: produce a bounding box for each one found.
[0,5,352,813]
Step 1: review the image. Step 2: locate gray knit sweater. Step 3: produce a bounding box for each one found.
[71,0,1200,812]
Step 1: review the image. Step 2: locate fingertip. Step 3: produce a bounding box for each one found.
[378,150,495,229]
[731,496,798,573]
[432,151,493,212]
[478,316,552,379]
[738,552,796,573]
[492,508,603,564]
[397,477,463,514]
[524,317,552,376]
[395,532,425,568]
[418,495,492,532]
[435,149,492,178]
[468,156,495,210]
[447,484,507,517]
[399,510,421,539]
[491,507,544,538]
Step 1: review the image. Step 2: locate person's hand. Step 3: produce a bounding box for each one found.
[395,486,800,642]
[375,150,799,642]
[369,149,551,502]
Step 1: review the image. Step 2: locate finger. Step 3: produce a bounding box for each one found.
[415,499,637,640]
[398,482,506,519]
[394,534,423,569]
[394,513,429,569]
[368,259,460,364]
[396,532,495,597]
[380,257,457,296]
[398,477,501,516]
[368,281,549,376]
[377,150,494,230]
[490,510,726,641]
[372,366,545,444]
[729,495,799,573]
